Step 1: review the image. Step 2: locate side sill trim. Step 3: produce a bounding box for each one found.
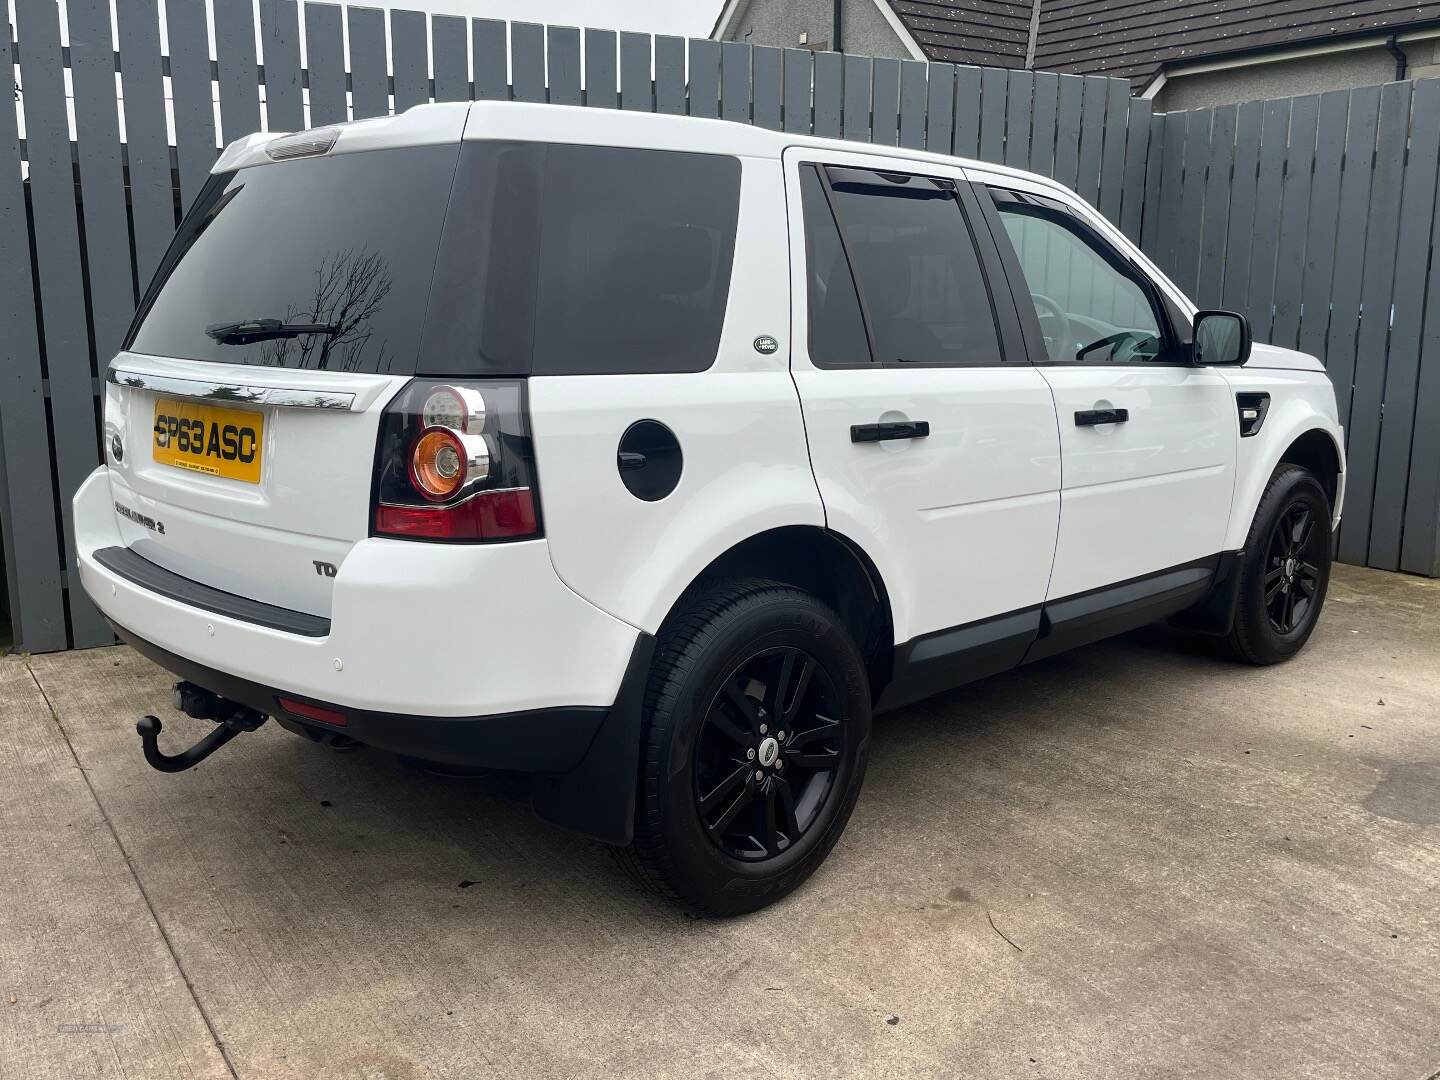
[875,553,1233,710]
[1023,555,1220,663]
[876,606,1040,713]
[93,545,332,637]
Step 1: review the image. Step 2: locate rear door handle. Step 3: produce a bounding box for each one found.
[851,420,931,443]
[1074,408,1128,426]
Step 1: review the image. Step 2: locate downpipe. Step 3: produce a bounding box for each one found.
[136,681,267,773]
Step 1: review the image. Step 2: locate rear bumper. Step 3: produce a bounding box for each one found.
[73,467,640,718]
[111,617,655,844]
[111,618,608,773]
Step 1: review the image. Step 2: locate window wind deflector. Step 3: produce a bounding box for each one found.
[204,318,340,345]
[824,165,955,199]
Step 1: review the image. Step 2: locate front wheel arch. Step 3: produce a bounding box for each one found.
[1223,406,1345,554]
[1279,428,1342,514]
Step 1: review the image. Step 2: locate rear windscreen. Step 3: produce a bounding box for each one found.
[127,145,459,373]
[421,142,742,377]
[127,140,742,378]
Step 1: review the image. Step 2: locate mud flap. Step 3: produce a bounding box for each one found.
[530,633,656,846]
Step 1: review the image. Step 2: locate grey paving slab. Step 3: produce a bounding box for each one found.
[0,657,229,1079]
[15,564,1440,1080]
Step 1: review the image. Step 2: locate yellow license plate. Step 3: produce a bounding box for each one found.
[152,399,264,483]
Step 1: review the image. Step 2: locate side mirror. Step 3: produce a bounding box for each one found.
[1191,309,1251,366]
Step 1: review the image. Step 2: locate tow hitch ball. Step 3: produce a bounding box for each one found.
[136,682,267,773]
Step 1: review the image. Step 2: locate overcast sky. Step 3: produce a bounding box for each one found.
[391,1,724,37]
[15,1,728,49]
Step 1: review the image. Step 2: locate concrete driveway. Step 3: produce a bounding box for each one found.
[3,563,1438,1080]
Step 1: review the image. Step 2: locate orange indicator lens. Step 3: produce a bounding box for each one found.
[410,428,467,502]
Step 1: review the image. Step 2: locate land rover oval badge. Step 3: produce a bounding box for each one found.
[753,334,779,355]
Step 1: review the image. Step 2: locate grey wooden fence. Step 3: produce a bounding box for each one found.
[1145,82,1440,578]
[2,0,1438,652]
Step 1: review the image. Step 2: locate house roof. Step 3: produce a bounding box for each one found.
[889,0,1034,68]
[883,0,1440,80]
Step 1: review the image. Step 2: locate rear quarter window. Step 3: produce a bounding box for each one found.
[421,142,742,377]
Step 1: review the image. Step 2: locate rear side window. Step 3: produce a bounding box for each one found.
[423,142,741,377]
[809,165,1005,367]
[128,145,460,373]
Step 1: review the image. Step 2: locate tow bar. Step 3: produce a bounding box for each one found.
[136,682,268,773]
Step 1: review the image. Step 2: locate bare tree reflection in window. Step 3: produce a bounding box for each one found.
[259,247,396,371]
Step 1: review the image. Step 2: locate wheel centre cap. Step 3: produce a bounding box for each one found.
[757,737,780,767]
[1284,556,1297,578]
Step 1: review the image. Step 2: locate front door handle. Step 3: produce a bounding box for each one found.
[851,420,931,443]
[1075,408,1129,426]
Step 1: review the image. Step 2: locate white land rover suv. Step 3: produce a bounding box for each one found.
[75,102,1344,915]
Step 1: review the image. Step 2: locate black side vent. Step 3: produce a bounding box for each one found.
[1237,392,1271,437]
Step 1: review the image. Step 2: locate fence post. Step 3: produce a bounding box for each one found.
[1379,82,1440,573]
[259,0,305,130]
[510,22,546,104]
[549,26,583,107]
[432,15,468,102]
[169,0,219,201]
[14,0,109,648]
[0,16,66,651]
[1340,81,1413,565]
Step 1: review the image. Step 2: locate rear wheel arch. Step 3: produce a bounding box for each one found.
[657,526,896,701]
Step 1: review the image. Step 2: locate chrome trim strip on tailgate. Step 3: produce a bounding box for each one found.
[106,365,357,411]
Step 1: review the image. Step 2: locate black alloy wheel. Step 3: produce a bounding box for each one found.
[694,646,845,861]
[1223,463,1332,664]
[616,579,871,916]
[1264,502,1325,634]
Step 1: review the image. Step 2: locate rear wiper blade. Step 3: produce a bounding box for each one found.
[204,318,339,345]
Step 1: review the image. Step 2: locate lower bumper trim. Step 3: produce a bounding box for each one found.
[94,545,331,637]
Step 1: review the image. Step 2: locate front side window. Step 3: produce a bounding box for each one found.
[990,189,1169,364]
[800,163,1005,368]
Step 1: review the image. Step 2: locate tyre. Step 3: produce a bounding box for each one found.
[1224,463,1333,664]
[615,579,871,916]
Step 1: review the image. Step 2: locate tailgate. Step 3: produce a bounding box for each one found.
[103,353,407,617]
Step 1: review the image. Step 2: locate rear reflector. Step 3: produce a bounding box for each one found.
[375,488,539,540]
[277,697,348,727]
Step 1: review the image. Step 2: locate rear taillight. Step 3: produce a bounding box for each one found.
[372,379,542,542]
